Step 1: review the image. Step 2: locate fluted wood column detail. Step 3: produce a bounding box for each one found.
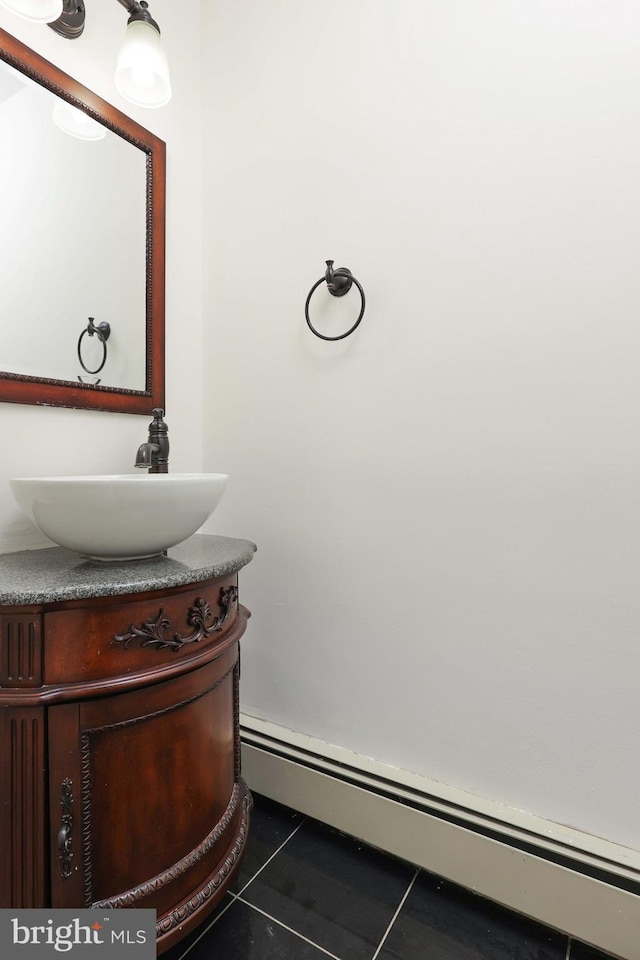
[0,709,47,907]
[0,614,43,686]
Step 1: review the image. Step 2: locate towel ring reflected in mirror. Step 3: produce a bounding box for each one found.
[77,317,111,376]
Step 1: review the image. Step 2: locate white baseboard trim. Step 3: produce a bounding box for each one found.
[240,713,640,960]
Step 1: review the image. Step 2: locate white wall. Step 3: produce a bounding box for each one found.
[0,1,205,553]
[2,0,638,857]
[202,0,640,851]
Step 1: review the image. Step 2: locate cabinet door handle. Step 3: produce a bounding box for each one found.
[57,778,74,879]
[58,823,71,852]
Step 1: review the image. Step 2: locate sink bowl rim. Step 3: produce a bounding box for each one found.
[10,473,228,483]
[9,473,229,561]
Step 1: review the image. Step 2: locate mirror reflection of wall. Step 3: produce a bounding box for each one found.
[0,59,147,391]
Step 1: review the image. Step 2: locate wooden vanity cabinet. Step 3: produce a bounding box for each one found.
[0,562,253,954]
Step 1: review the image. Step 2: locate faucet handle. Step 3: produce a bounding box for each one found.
[149,408,169,454]
[149,408,168,436]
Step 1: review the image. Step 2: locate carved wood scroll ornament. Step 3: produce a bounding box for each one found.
[114,587,238,652]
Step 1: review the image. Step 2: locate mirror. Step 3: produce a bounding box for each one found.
[0,27,165,415]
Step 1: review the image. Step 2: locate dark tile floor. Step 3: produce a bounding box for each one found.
[163,793,618,960]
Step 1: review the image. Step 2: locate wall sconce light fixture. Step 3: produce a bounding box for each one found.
[0,0,171,107]
[0,0,61,21]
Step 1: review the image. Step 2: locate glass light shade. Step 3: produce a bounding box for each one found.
[52,100,106,141]
[0,0,62,22]
[114,19,171,109]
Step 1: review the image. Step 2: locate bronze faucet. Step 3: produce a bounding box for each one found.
[135,408,169,473]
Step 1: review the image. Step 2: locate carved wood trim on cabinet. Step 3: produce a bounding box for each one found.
[155,786,253,945]
[114,586,239,652]
[94,780,246,909]
[0,571,253,954]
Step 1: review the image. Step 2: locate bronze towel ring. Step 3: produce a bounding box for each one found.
[305,260,366,341]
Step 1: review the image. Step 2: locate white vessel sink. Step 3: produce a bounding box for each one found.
[10,473,228,561]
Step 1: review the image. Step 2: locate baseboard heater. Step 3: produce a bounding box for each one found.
[240,714,640,960]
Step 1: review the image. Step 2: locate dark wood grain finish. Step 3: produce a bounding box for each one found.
[44,576,239,685]
[0,613,43,686]
[1,573,252,951]
[0,708,47,907]
[96,780,244,910]
[155,784,253,952]
[47,703,83,908]
[80,651,235,907]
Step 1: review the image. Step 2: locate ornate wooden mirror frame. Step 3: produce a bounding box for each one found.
[0,27,165,415]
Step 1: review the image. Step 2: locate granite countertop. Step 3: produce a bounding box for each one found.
[0,534,257,606]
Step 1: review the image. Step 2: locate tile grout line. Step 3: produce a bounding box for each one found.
[169,892,239,960]
[236,815,307,897]
[167,814,308,959]
[236,894,344,960]
[370,867,420,960]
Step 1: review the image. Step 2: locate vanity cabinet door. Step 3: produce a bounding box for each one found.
[47,644,242,917]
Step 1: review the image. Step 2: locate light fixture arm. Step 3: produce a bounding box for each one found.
[116,0,160,34]
[48,0,84,39]
[49,0,161,40]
